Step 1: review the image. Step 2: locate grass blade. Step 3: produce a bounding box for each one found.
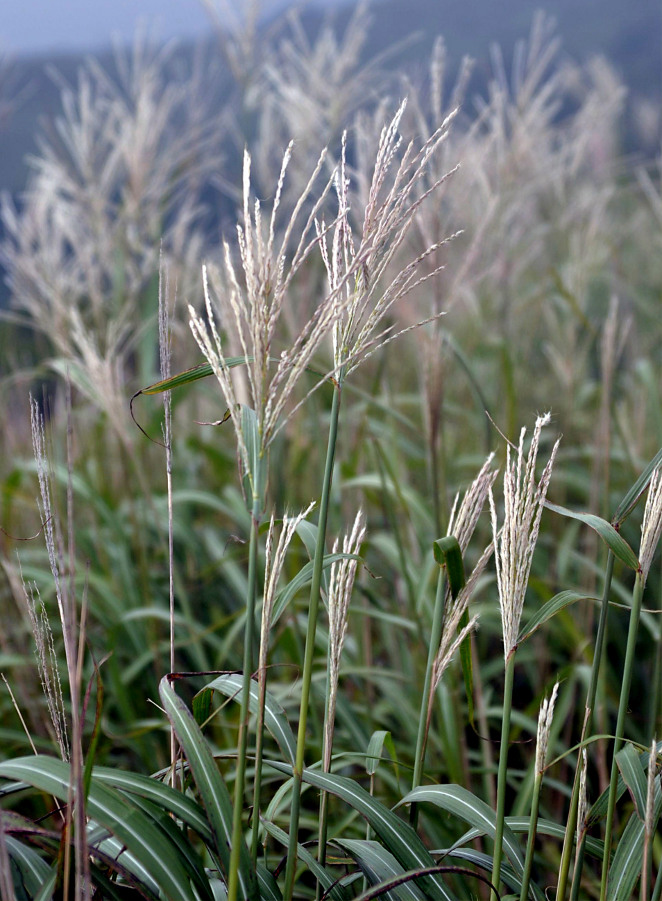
[267,760,454,901]
[334,838,427,901]
[159,676,257,901]
[399,784,524,876]
[544,502,639,570]
[204,673,297,765]
[0,756,198,901]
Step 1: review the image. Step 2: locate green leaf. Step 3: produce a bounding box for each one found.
[333,838,426,901]
[256,863,283,901]
[259,817,348,901]
[365,731,398,779]
[0,756,198,901]
[266,760,454,901]
[271,553,360,627]
[452,815,605,862]
[398,785,524,876]
[193,687,214,727]
[5,835,53,896]
[612,447,662,526]
[432,537,465,600]
[242,404,267,508]
[92,767,212,841]
[159,676,257,901]
[608,811,647,901]
[616,743,648,820]
[203,673,297,765]
[517,590,596,644]
[442,847,544,901]
[544,502,639,570]
[136,358,250,397]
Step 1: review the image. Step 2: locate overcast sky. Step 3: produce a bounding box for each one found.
[1,0,346,57]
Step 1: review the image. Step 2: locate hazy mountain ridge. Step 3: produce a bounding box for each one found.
[1,0,659,197]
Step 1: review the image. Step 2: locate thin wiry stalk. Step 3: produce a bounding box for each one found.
[318,511,366,874]
[520,683,559,901]
[489,413,559,899]
[31,397,75,681]
[556,550,615,900]
[227,494,261,901]
[283,380,342,901]
[251,502,315,865]
[600,467,662,900]
[411,455,496,825]
[1,674,39,756]
[159,260,177,783]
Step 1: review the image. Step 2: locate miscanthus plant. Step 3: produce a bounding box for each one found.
[2,11,662,901]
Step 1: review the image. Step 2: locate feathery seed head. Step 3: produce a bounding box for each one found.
[324,510,366,771]
[640,467,662,585]
[318,101,459,375]
[260,502,316,669]
[189,144,340,487]
[447,452,498,553]
[535,681,559,774]
[328,510,366,678]
[490,413,560,661]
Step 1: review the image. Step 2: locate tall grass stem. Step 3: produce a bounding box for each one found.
[227,497,262,901]
[283,380,342,901]
[599,572,645,900]
[410,565,446,828]
[491,650,515,900]
[556,549,615,900]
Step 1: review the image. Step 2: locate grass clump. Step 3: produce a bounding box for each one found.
[0,8,661,901]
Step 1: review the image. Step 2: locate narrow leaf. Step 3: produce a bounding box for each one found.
[432,537,465,600]
[517,591,596,644]
[544,502,639,570]
[613,447,662,526]
[0,756,198,901]
[398,785,524,876]
[266,760,454,901]
[365,731,398,779]
[159,677,257,901]
[259,817,348,901]
[616,743,648,820]
[204,673,297,765]
[334,838,426,901]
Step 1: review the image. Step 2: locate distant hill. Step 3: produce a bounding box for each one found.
[1,0,659,197]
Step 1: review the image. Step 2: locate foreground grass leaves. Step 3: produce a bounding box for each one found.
[266,759,455,901]
[159,674,258,901]
[0,756,204,900]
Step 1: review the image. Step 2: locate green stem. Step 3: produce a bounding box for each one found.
[556,550,614,900]
[599,571,645,901]
[410,566,446,828]
[227,498,261,901]
[647,574,662,742]
[491,650,515,901]
[283,381,342,901]
[519,771,543,901]
[317,645,334,887]
[250,660,268,866]
[569,830,587,901]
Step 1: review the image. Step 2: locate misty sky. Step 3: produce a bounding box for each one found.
[1,0,348,56]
